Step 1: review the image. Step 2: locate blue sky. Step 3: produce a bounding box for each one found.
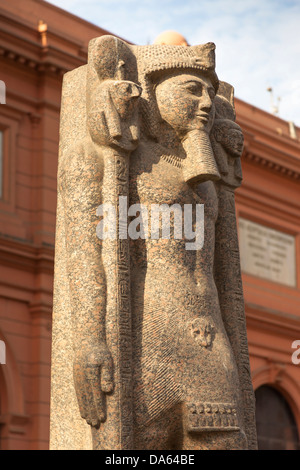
[47,0,300,126]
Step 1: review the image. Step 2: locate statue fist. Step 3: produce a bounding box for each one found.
[73,342,114,427]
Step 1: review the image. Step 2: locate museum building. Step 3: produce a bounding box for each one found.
[0,0,300,450]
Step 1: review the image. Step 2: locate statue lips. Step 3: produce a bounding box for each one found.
[195,112,209,124]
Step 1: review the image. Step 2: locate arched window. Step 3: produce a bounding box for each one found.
[255,385,300,450]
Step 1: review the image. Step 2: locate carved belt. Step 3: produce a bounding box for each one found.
[187,402,240,432]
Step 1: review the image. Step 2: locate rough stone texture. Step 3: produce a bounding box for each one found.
[50,35,257,450]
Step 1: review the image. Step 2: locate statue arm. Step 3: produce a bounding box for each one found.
[59,142,113,427]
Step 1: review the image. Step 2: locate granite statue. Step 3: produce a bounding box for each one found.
[50,35,257,450]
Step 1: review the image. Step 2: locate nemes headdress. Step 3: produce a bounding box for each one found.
[133,42,218,88]
[131,42,219,139]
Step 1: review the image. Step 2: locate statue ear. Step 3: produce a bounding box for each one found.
[88,35,137,82]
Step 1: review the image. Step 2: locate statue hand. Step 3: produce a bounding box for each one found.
[73,341,114,427]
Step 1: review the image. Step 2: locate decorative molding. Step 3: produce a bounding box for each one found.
[29,303,53,318]
[1,89,61,116]
[0,43,81,77]
[4,413,30,435]
[237,107,300,182]
[237,110,300,147]
[0,17,86,78]
[243,149,300,180]
[0,235,54,274]
[251,365,300,437]
[245,302,300,338]
[28,112,42,126]
[252,363,297,391]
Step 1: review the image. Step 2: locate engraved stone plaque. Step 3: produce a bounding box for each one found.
[239,218,296,287]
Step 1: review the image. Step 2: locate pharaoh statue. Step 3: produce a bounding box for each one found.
[50,35,257,450]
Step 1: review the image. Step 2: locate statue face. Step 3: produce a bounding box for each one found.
[223,127,244,157]
[155,72,215,137]
[216,124,244,158]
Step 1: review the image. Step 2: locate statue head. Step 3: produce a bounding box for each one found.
[211,82,244,186]
[133,42,219,140]
[213,81,243,159]
[214,120,244,158]
[130,42,220,184]
[86,36,141,151]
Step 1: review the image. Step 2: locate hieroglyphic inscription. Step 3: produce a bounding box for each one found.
[239,218,296,287]
[187,402,239,432]
[115,153,133,449]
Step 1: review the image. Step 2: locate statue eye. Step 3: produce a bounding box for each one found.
[184,82,202,95]
[118,83,130,94]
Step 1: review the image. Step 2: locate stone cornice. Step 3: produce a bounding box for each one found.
[238,116,300,154]
[241,124,300,181]
[236,99,300,181]
[243,148,300,181]
[0,39,85,77]
[0,235,54,275]
[242,149,300,180]
[0,6,131,77]
[246,302,300,339]
[0,13,86,76]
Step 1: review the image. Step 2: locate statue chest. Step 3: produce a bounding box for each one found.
[129,153,219,222]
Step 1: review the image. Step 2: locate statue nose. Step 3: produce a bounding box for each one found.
[199,92,212,113]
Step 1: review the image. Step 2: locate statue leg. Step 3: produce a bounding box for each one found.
[134,406,183,450]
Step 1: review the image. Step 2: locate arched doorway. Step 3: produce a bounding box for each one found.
[255,385,300,450]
